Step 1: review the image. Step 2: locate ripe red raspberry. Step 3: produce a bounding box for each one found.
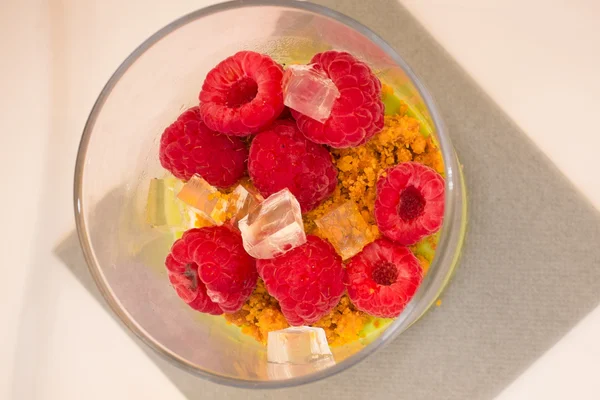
[292,51,384,148]
[159,107,248,188]
[248,120,337,212]
[165,259,223,315]
[374,162,445,245]
[257,235,345,325]
[277,105,292,120]
[199,51,285,136]
[345,238,423,318]
[165,226,257,314]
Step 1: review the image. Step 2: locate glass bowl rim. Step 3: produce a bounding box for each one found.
[73,0,463,389]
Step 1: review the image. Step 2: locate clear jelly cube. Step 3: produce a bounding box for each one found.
[146,177,193,231]
[227,184,263,227]
[315,201,375,260]
[267,356,336,380]
[176,175,228,225]
[267,326,332,364]
[283,64,340,123]
[238,188,306,259]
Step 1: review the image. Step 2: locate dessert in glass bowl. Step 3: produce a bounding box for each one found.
[75,1,466,387]
[153,49,446,351]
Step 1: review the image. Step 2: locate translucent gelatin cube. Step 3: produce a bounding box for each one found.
[146,177,193,231]
[267,326,333,364]
[227,184,263,226]
[238,188,306,259]
[177,175,228,225]
[283,64,340,123]
[267,356,335,380]
[315,201,375,260]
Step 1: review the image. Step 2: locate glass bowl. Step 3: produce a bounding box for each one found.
[74,0,467,388]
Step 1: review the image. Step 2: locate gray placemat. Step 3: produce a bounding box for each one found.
[57,0,600,399]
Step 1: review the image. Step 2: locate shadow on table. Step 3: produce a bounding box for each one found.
[56,0,600,399]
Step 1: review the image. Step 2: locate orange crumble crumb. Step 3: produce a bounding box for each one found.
[436,299,442,307]
[381,83,394,97]
[224,280,288,343]
[194,214,213,228]
[312,295,371,346]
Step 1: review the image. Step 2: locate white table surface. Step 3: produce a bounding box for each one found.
[1,0,599,398]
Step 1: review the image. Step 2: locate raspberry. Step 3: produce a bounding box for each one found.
[374,162,445,245]
[165,226,257,314]
[248,120,337,212]
[199,51,285,136]
[159,107,248,188]
[277,105,292,120]
[345,238,423,318]
[257,235,345,325]
[292,51,384,148]
[166,259,223,315]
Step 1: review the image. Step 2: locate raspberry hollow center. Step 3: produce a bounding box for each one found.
[397,185,426,221]
[226,77,258,108]
[184,263,198,290]
[372,261,398,286]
